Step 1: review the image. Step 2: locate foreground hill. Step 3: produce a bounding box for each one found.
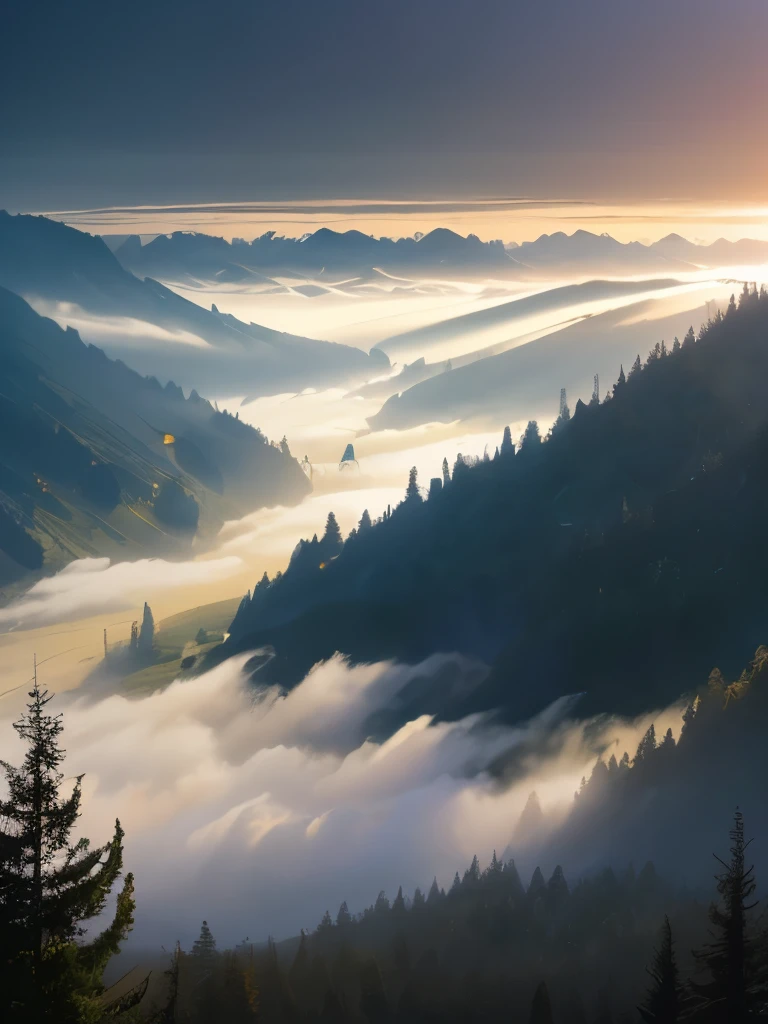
[213,287,768,723]
[0,287,309,588]
[0,212,387,395]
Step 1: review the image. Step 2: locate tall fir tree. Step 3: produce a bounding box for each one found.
[634,724,657,765]
[322,511,343,553]
[638,916,685,1022]
[428,877,443,904]
[520,420,541,452]
[391,885,406,916]
[690,809,765,1022]
[289,930,313,1005]
[405,466,422,503]
[500,425,515,456]
[192,919,217,964]
[138,600,154,655]
[441,457,451,486]
[0,678,135,1023]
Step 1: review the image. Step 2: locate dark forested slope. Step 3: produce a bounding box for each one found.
[216,287,768,722]
[0,287,309,587]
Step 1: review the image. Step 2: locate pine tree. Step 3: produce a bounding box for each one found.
[690,809,765,1021]
[374,890,390,914]
[428,477,442,500]
[546,865,569,909]
[638,916,684,1023]
[336,901,351,927]
[392,885,406,915]
[358,509,372,532]
[529,981,554,1023]
[289,930,313,1003]
[503,859,525,900]
[616,364,626,387]
[0,679,135,1023]
[672,336,681,354]
[659,727,675,752]
[442,457,451,486]
[317,910,334,933]
[683,326,696,347]
[647,342,661,365]
[520,420,541,452]
[528,867,546,900]
[629,354,642,377]
[138,600,155,655]
[322,511,343,552]
[405,466,422,503]
[192,920,217,964]
[463,854,480,887]
[634,724,657,765]
[279,435,291,457]
[500,425,515,456]
[412,887,425,909]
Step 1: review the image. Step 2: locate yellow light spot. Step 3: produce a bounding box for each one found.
[163,433,175,445]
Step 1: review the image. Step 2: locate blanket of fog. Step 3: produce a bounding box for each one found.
[3,224,768,957]
[0,650,682,950]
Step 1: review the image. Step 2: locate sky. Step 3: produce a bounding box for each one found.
[3,0,768,212]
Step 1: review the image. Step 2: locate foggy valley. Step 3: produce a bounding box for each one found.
[3,2,768,1021]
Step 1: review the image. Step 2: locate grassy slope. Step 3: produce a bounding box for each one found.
[118,596,240,693]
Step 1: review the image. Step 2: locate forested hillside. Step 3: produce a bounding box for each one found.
[218,287,768,721]
[0,287,309,587]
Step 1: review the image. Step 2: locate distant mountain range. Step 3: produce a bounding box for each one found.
[106,225,768,282]
[112,227,513,281]
[0,212,387,396]
[0,286,310,591]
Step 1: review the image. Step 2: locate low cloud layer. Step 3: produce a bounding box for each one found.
[0,651,679,949]
[0,555,243,630]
